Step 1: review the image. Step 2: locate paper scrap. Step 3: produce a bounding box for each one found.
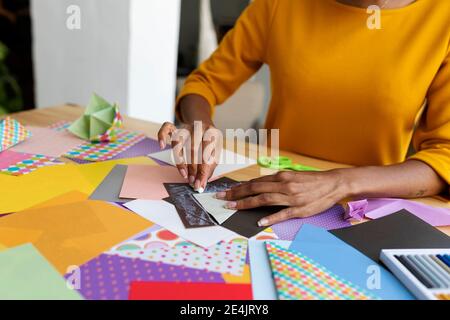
[266,242,379,300]
[193,193,237,224]
[124,200,239,248]
[0,199,152,273]
[119,165,186,200]
[248,240,291,300]
[66,253,224,300]
[0,244,83,300]
[128,281,253,300]
[108,238,247,276]
[10,126,85,158]
[365,198,450,227]
[0,117,31,152]
[89,165,130,203]
[65,129,146,161]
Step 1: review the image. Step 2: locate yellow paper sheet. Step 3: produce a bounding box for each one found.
[0,198,153,274]
[0,157,155,214]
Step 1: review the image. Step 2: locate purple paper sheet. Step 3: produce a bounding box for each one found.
[65,254,225,300]
[272,205,350,240]
[69,138,169,165]
[365,198,450,227]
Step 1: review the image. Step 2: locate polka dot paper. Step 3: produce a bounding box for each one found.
[65,254,224,300]
[0,153,62,176]
[108,238,248,277]
[266,242,379,300]
[64,129,146,162]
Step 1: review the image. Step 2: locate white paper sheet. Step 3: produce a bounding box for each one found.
[149,149,257,178]
[193,193,237,224]
[124,200,240,248]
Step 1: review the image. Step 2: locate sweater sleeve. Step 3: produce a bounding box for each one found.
[409,50,450,185]
[176,0,276,115]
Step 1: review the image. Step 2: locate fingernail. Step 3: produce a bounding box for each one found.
[196,187,205,194]
[180,169,188,179]
[189,176,195,186]
[258,219,269,227]
[159,141,165,149]
[215,192,226,199]
[225,202,237,209]
[194,179,201,190]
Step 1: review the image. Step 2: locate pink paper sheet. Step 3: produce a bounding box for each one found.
[119,165,186,200]
[10,127,85,158]
[365,198,450,227]
[0,150,30,169]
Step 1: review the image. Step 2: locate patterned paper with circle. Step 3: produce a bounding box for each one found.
[0,153,63,176]
[64,130,146,162]
[108,238,248,277]
[65,254,225,300]
[266,242,380,300]
[0,117,31,152]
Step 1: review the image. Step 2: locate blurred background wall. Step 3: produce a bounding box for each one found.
[0,0,270,130]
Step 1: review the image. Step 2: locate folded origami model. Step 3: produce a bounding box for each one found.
[0,117,31,152]
[68,94,123,142]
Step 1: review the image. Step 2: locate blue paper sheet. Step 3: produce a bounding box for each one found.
[248,240,291,300]
[289,224,414,300]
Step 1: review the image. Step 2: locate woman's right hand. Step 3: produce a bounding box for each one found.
[157,121,223,192]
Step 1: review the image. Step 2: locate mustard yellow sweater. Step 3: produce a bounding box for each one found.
[178,0,450,184]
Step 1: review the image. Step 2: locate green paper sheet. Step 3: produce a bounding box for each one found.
[0,244,83,300]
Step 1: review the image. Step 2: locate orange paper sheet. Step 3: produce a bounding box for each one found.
[0,197,153,274]
[119,165,186,200]
[0,157,155,214]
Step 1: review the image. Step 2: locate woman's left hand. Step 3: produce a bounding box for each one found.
[215,170,349,227]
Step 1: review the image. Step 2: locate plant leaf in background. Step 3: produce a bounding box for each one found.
[0,41,23,115]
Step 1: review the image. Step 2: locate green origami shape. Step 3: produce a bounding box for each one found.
[68,94,121,142]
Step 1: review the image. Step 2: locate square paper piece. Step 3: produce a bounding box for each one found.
[65,129,146,161]
[10,126,85,158]
[0,244,82,300]
[119,165,186,200]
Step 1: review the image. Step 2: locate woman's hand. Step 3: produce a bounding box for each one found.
[157,121,223,192]
[216,170,349,227]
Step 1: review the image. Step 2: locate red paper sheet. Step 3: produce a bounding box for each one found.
[128,282,253,300]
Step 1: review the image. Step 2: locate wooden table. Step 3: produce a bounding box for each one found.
[4,104,450,236]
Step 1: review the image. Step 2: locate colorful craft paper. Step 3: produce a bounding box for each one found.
[271,205,350,240]
[193,193,237,224]
[149,148,257,178]
[10,126,85,158]
[289,224,414,300]
[0,150,30,169]
[248,240,291,300]
[365,198,450,227]
[124,200,239,248]
[65,129,146,161]
[0,157,154,214]
[66,254,224,300]
[129,282,253,300]
[0,117,30,152]
[68,94,123,142]
[266,242,379,300]
[119,165,186,200]
[108,239,248,276]
[0,153,62,176]
[48,120,71,131]
[89,165,130,203]
[0,244,83,300]
[0,199,152,273]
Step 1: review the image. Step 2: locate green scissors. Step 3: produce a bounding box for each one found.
[257,156,320,172]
